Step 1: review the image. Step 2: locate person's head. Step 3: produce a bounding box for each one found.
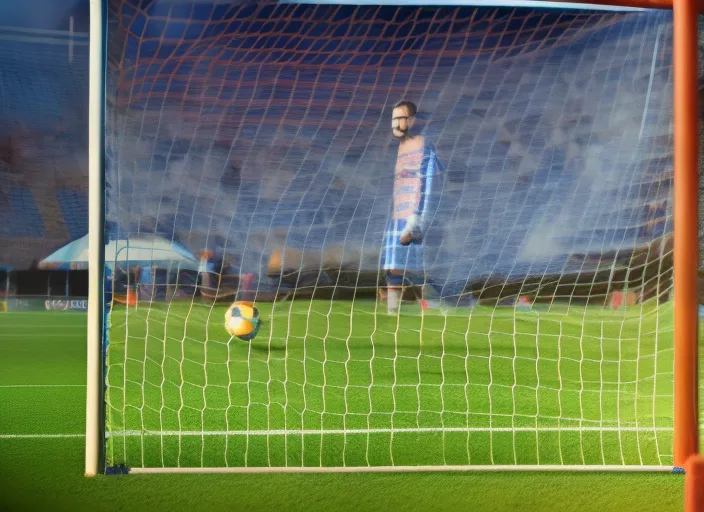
[391,100,417,140]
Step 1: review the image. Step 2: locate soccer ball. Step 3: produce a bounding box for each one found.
[224,301,261,341]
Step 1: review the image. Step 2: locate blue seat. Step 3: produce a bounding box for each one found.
[56,189,88,240]
[0,187,44,237]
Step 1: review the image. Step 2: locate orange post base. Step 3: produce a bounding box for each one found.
[686,455,704,512]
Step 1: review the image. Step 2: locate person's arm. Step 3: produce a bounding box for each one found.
[400,143,444,244]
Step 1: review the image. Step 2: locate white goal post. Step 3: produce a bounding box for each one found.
[85,0,106,478]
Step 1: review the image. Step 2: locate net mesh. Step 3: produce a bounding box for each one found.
[104,2,678,469]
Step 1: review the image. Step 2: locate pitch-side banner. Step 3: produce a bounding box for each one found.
[0,297,88,312]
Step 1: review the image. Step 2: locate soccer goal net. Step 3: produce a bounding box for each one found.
[99,1,690,471]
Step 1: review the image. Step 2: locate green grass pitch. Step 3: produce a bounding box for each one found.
[105,299,674,469]
[0,302,692,511]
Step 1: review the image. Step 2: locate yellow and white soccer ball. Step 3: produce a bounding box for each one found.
[224,301,261,341]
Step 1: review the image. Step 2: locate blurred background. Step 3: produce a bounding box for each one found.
[0,1,691,310]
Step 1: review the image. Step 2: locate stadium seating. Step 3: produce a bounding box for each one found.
[0,7,675,284]
[0,187,44,237]
[56,189,88,240]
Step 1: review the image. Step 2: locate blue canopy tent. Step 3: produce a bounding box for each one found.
[38,234,200,271]
[38,234,200,302]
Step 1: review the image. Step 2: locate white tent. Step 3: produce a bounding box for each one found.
[39,234,199,271]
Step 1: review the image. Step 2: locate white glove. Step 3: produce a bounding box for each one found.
[399,213,422,240]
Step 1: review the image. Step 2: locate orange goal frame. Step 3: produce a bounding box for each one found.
[670,0,700,471]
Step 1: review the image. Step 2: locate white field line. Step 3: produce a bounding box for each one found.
[4,425,702,440]
[0,434,84,439]
[131,465,677,474]
[0,384,84,388]
[108,426,674,437]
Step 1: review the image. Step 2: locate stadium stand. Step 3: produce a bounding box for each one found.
[0,21,88,270]
[0,5,681,298]
[56,189,89,241]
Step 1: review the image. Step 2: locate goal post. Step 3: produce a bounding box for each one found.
[672,0,700,469]
[85,0,106,478]
[86,0,699,475]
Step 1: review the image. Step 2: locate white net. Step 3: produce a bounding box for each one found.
[104,2,677,469]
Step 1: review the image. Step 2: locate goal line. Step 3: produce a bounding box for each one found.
[129,465,681,474]
[106,426,674,437]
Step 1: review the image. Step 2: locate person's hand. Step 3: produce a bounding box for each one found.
[400,232,420,246]
[399,214,422,246]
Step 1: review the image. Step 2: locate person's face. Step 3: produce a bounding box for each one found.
[392,106,415,139]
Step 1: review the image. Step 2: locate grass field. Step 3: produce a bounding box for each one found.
[106,299,675,469]
[0,301,694,511]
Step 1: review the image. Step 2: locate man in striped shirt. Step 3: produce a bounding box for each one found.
[381,100,445,315]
